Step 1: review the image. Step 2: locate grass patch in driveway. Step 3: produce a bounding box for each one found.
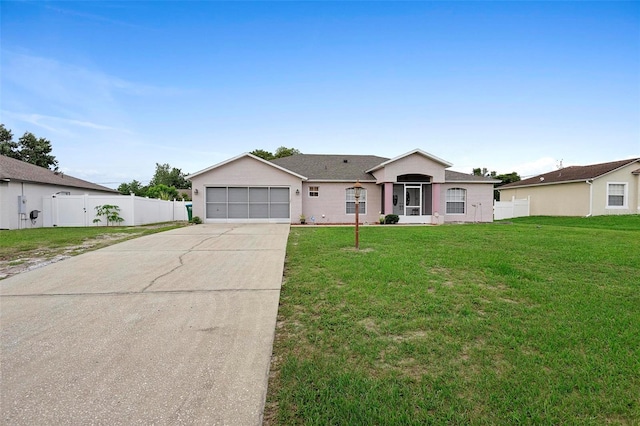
[266,216,640,424]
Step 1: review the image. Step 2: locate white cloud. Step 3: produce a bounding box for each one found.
[1,50,187,129]
[1,111,133,135]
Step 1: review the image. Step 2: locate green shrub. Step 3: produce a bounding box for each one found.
[191,216,202,224]
[93,205,125,226]
[384,214,400,224]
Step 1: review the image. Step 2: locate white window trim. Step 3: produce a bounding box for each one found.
[445,188,466,215]
[346,188,367,215]
[308,186,319,197]
[606,182,628,209]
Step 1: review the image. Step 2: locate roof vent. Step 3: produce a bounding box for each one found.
[343,159,348,163]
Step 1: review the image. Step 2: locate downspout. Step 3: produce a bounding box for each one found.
[585,179,593,217]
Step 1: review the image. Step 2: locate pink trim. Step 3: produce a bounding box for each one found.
[384,182,394,214]
[432,183,441,214]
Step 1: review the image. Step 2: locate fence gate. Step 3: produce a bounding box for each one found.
[52,195,88,227]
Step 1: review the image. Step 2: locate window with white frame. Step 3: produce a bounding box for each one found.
[446,188,466,214]
[309,186,319,197]
[607,183,627,208]
[346,188,367,214]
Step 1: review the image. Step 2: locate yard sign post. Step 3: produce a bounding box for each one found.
[353,180,362,250]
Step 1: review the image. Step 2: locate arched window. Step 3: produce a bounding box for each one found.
[446,188,466,214]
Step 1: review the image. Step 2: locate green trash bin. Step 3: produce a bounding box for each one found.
[186,203,193,222]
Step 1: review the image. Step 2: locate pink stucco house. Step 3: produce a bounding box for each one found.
[187,149,499,224]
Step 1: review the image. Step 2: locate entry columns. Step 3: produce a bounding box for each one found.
[432,183,441,216]
[384,182,394,215]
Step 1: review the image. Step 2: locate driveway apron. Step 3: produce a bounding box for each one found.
[0,224,289,425]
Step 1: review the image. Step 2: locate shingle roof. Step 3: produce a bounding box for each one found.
[445,170,501,183]
[500,158,640,189]
[0,155,117,192]
[270,154,388,181]
[270,154,499,183]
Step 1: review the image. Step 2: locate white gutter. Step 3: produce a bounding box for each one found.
[586,179,593,217]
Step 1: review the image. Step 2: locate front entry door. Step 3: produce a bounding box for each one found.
[405,185,421,216]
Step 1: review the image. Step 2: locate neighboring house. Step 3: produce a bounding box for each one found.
[187,149,499,224]
[498,158,640,217]
[0,155,118,230]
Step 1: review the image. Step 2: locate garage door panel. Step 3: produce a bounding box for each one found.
[250,188,268,202]
[207,203,227,219]
[206,187,289,221]
[249,204,269,218]
[270,188,289,202]
[229,188,248,202]
[270,203,290,218]
[207,187,227,202]
[228,203,249,218]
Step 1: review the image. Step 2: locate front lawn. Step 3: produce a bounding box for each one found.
[266,216,639,424]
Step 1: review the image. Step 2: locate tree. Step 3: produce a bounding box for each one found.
[250,149,275,160]
[472,167,496,177]
[495,172,521,186]
[146,184,179,201]
[150,163,190,188]
[0,124,17,156]
[473,166,520,200]
[250,146,301,160]
[0,125,58,170]
[117,180,147,196]
[93,204,125,226]
[274,146,301,158]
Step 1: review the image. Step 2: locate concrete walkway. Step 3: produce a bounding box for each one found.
[1,224,289,425]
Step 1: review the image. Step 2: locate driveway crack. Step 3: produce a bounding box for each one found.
[141,227,236,292]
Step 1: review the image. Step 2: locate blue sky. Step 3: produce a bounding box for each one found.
[1,1,638,188]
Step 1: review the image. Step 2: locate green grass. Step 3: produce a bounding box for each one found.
[266,216,640,425]
[0,223,186,261]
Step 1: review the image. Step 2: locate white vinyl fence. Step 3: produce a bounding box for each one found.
[42,193,189,227]
[494,196,530,220]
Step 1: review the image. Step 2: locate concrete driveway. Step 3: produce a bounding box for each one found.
[1,224,289,425]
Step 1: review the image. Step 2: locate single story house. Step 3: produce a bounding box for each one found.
[498,158,640,217]
[0,155,118,230]
[187,149,500,224]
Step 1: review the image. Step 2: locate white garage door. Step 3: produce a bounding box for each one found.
[205,187,290,222]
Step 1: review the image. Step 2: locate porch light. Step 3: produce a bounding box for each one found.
[353,180,362,250]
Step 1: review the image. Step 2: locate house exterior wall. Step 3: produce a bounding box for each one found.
[499,182,590,216]
[373,153,447,184]
[499,162,640,217]
[440,183,495,223]
[301,181,381,224]
[591,164,640,216]
[189,156,303,223]
[0,181,115,230]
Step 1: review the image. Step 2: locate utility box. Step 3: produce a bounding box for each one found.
[18,196,27,214]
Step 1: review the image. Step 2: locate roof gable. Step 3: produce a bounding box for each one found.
[187,153,308,180]
[366,149,453,173]
[501,158,640,189]
[0,155,117,192]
